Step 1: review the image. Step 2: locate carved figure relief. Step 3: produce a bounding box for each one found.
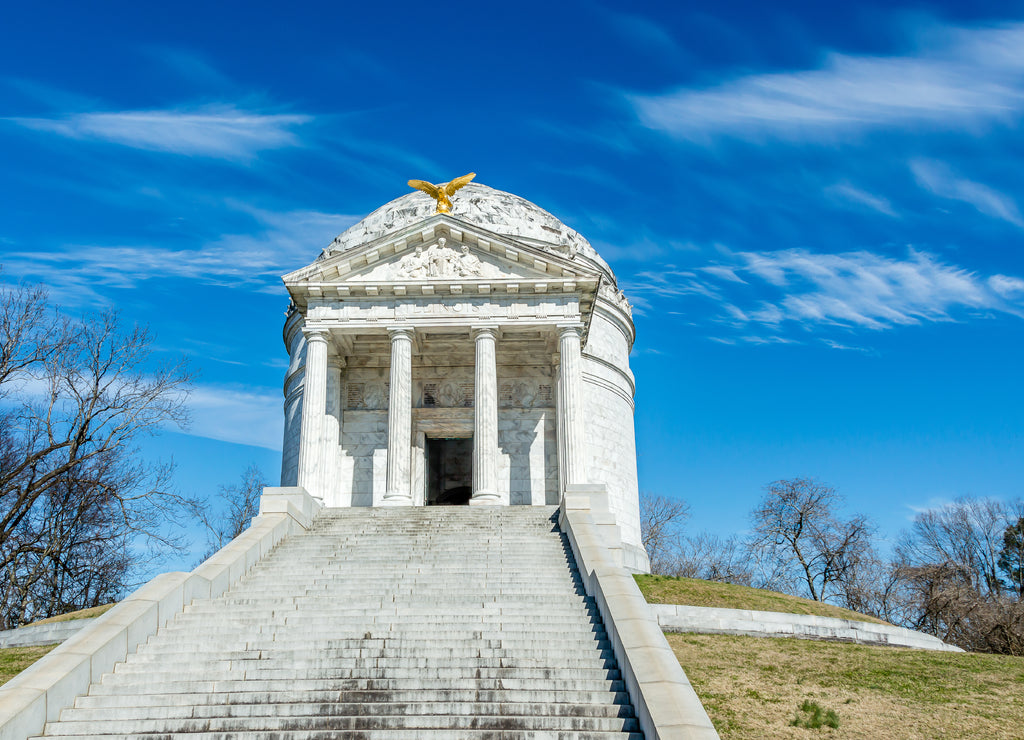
[346,381,389,410]
[499,380,554,408]
[392,238,484,280]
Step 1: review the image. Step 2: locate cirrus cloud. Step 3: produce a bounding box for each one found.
[629,23,1024,142]
[8,104,311,160]
[627,247,1024,337]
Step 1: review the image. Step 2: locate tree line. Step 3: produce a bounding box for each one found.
[0,279,282,630]
[642,478,1024,655]
[0,281,202,629]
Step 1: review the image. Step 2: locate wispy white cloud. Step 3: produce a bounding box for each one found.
[186,384,282,450]
[826,182,898,217]
[910,158,1023,227]
[629,247,1024,334]
[989,274,1024,297]
[629,22,1024,141]
[3,205,360,301]
[8,104,310,159]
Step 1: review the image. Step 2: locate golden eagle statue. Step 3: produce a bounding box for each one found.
[407,172,476,213]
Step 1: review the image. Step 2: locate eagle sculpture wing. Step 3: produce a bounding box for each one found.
[407,179,442,198]
[443,172,476,196]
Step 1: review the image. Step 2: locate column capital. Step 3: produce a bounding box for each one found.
[386,326,415,342]
[471,324,501,340]
[303,327,330,343]
[556,323,584,339]
[327,355,346,370]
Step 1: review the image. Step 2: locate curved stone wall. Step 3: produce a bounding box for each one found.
[280,310,306,488]
[581,292,644,567]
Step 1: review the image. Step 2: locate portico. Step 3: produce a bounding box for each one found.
[292,316,588,508]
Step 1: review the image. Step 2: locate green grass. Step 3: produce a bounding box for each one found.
[0,644,58,685]
[635,574,887,624]
[670,633,1024,739]
[0,605,115,685]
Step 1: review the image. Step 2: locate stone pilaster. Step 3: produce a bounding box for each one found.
[471,326,501,505]
[297,328,329,501]
[557,323,587,487]
[382,327,414,506]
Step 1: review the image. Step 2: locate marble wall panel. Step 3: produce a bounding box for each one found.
[340,410,388,506]
[497,410,557,506]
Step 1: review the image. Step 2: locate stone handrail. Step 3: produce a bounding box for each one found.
[0,486,321,740]
[651,603,963,652]
[559,483,720,740]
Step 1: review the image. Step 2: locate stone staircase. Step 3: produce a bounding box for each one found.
[33,505,642,739]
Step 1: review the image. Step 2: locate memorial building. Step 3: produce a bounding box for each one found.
[279,177,648,571]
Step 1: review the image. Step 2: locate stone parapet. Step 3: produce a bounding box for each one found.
[0,486,321,740]
[651,604,963,652]
[560,483,721,740]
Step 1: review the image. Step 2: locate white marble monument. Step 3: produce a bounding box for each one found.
[280,180,648,571]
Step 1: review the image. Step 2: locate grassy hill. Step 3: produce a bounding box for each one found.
[0,644,56,685]
[26,604,115,626]
[634,574,887,624]
[636,574,1024,739]
[670,632,1024,740]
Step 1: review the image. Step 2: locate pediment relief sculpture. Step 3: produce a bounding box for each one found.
[392,238,487,280]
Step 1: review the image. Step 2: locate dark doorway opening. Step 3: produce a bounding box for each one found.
[426,437,473,505]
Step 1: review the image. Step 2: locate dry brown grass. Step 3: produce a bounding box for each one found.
[636,575,886,624]
[26,603,114,625]
[670,633,1024,740]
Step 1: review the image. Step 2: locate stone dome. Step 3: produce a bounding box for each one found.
[323,182,614,279]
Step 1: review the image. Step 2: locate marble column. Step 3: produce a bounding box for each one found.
[471,326,501,505]
[297,328,329,501]
[557,323,587,487]
[382,327,414,506]
[322,355,344,506]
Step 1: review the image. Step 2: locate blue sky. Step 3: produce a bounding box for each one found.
[2,0,1022,556]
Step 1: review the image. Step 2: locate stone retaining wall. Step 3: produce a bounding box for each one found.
[651,603,962,652]
[0,621,98,650]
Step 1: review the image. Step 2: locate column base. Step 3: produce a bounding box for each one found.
[380,491,413,506]
[469,490,502,506]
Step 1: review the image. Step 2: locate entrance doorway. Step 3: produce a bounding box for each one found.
[426,437,473,505]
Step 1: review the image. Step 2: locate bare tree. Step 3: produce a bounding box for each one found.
[674,532,754,585]
[748,478,876,603]
[0,283,193,627]
[639,493,690,575]
[194,464,268,562]
[896,496,1024,654]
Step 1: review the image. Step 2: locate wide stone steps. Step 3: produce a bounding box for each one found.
[58,700,635,721]
[35,506,639,738]
[43,732,641,740]
[86,676,627,695]
[74,689,633,708]
[43,714,640,735]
